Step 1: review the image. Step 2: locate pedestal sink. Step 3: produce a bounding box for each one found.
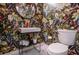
[19,27,41,33]
[18,27,41,53]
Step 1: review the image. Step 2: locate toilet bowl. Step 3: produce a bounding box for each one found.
[39,43,68,55]
[47,43,68,55]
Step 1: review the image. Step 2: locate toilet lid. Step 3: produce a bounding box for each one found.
[48,43,68,53]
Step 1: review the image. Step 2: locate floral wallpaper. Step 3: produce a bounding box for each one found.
[0,3,79,54]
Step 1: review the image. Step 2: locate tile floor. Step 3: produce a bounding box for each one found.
[23,48,40,55]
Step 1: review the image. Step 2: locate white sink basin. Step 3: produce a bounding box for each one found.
[19,27,41,33]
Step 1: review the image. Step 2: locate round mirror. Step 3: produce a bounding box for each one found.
[15,3,36,19]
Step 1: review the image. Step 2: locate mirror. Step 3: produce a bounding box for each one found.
[15,3,36,19]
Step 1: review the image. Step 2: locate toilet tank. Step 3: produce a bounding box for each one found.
[58,29,77,45]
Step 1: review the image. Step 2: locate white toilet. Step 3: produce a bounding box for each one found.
[47,29,77,55]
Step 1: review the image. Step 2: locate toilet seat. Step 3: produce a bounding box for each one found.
[47,43,68,55]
